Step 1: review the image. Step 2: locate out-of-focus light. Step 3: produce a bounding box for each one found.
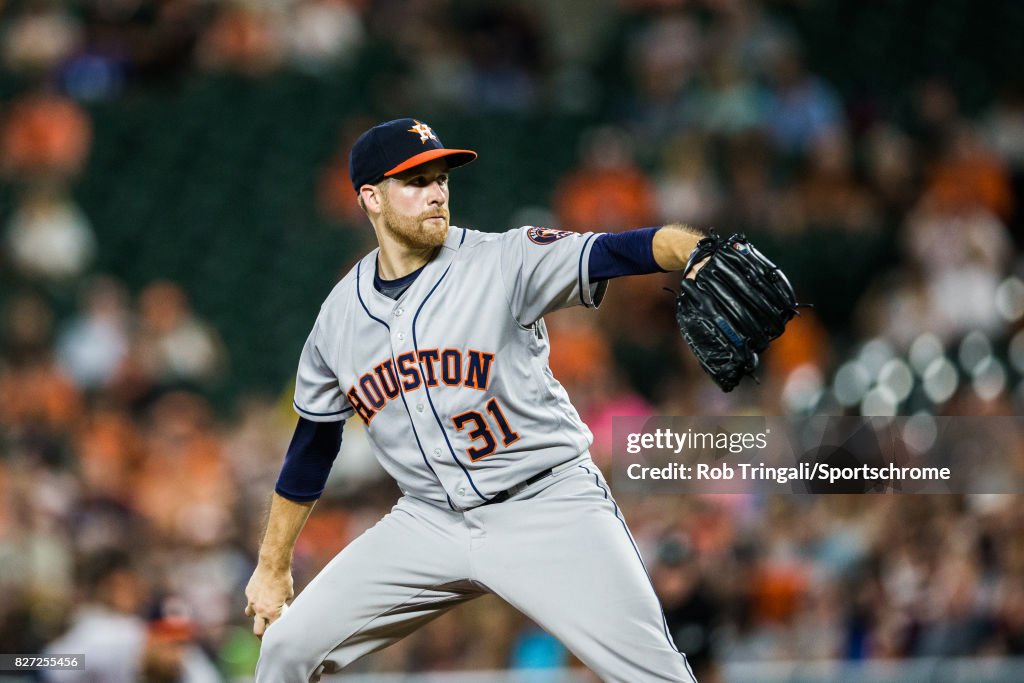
[861,385,898,419]
[61,55,124,102]
[958,331,992,374]
[909,333,944,376]
[972,357,1006,401]
[995,276,1024,322]
[902,411,938,454]
[878,358,914,403]
[833,361,872,407]
[923,358,958,404]
[858,338,895,378]
[782,364,824,414]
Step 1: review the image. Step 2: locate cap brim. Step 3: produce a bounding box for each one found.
[384,148,478,177]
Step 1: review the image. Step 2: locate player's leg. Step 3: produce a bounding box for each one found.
[471,462,698,683]
[256,496,481,683]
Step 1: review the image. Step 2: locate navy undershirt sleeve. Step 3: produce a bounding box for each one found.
[588,227,668,281]
[275,417,344,502]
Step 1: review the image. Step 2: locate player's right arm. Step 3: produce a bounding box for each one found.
[245,492,315,637]
[246,414,343,637]
[245,314,349,638]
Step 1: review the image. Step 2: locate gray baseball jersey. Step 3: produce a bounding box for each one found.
[292,225,607,509]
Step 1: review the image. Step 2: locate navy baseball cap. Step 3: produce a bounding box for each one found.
[349,118,477,191]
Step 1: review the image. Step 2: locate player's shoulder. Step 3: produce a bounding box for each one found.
[451,226,503,248]
[455,225,563,250]
[316,254,368,321]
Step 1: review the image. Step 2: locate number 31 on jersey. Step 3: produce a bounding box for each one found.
[452,398,520,461]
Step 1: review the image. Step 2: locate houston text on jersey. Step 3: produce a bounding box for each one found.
[346,348,495,424]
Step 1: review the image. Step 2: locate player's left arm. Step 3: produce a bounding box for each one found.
[588,223,707,281]
[652,223,707,271]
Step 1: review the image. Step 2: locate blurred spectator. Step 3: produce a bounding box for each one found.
[909,78,961,160]
[720,134,789,234]
[984,85,1024,173]
[461,3,543,112]
[407,610,471,671]
[42,550,221,682]
[131,392,236,545]
[525,0,616,112]
[142,604,222,683]
[222,396,294,514]
[5,187,96,283]
[712,0,795,82]
[863,123,919,227]
[994,573,1024,655]
[915,554,988,656]
[0,293,82,433]
[42,549,149,683]
[623,11,703,147]
[56,276,132,392]
[197,4,285,76]
[2,290,54,362]
[686,56,769,140]
[923,122,1015,222]
[787,130,880,234]
[135,281,226,388]
[983,84,1024,237]
[72,0,206,89]
[0,89,92,183]
[790,578,846,660]
[554,125,659,232]
[655,133,722,226]
[902,195,1012,342]
[74,401,143,505]
[652,535,721,681]
[285,0,365,74]
[1,0,83,77]
[764,44,842,157]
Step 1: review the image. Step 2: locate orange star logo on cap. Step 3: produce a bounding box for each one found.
[408,120,438,144]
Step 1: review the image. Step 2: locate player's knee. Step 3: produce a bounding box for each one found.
[257,620,318,682]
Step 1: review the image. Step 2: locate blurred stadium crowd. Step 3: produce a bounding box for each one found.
[2,0,1024,681]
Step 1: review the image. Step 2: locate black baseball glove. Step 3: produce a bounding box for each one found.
[675,233,800,392]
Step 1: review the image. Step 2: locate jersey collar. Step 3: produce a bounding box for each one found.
[359,227,465,313]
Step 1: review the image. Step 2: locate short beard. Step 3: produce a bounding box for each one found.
[379,191,449,250]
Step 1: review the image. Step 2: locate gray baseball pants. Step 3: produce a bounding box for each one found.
[255,458,697,682]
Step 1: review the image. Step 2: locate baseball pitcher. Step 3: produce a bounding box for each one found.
[244,118,796,682]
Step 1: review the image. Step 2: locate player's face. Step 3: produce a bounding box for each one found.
[379,160,450,250]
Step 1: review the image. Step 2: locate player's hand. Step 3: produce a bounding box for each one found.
[684,254,709,280]
[244,563,294,639]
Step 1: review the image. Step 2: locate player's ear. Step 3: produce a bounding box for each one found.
[360,184,382,215]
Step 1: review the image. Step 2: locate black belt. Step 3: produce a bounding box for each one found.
[480,467,555,506]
